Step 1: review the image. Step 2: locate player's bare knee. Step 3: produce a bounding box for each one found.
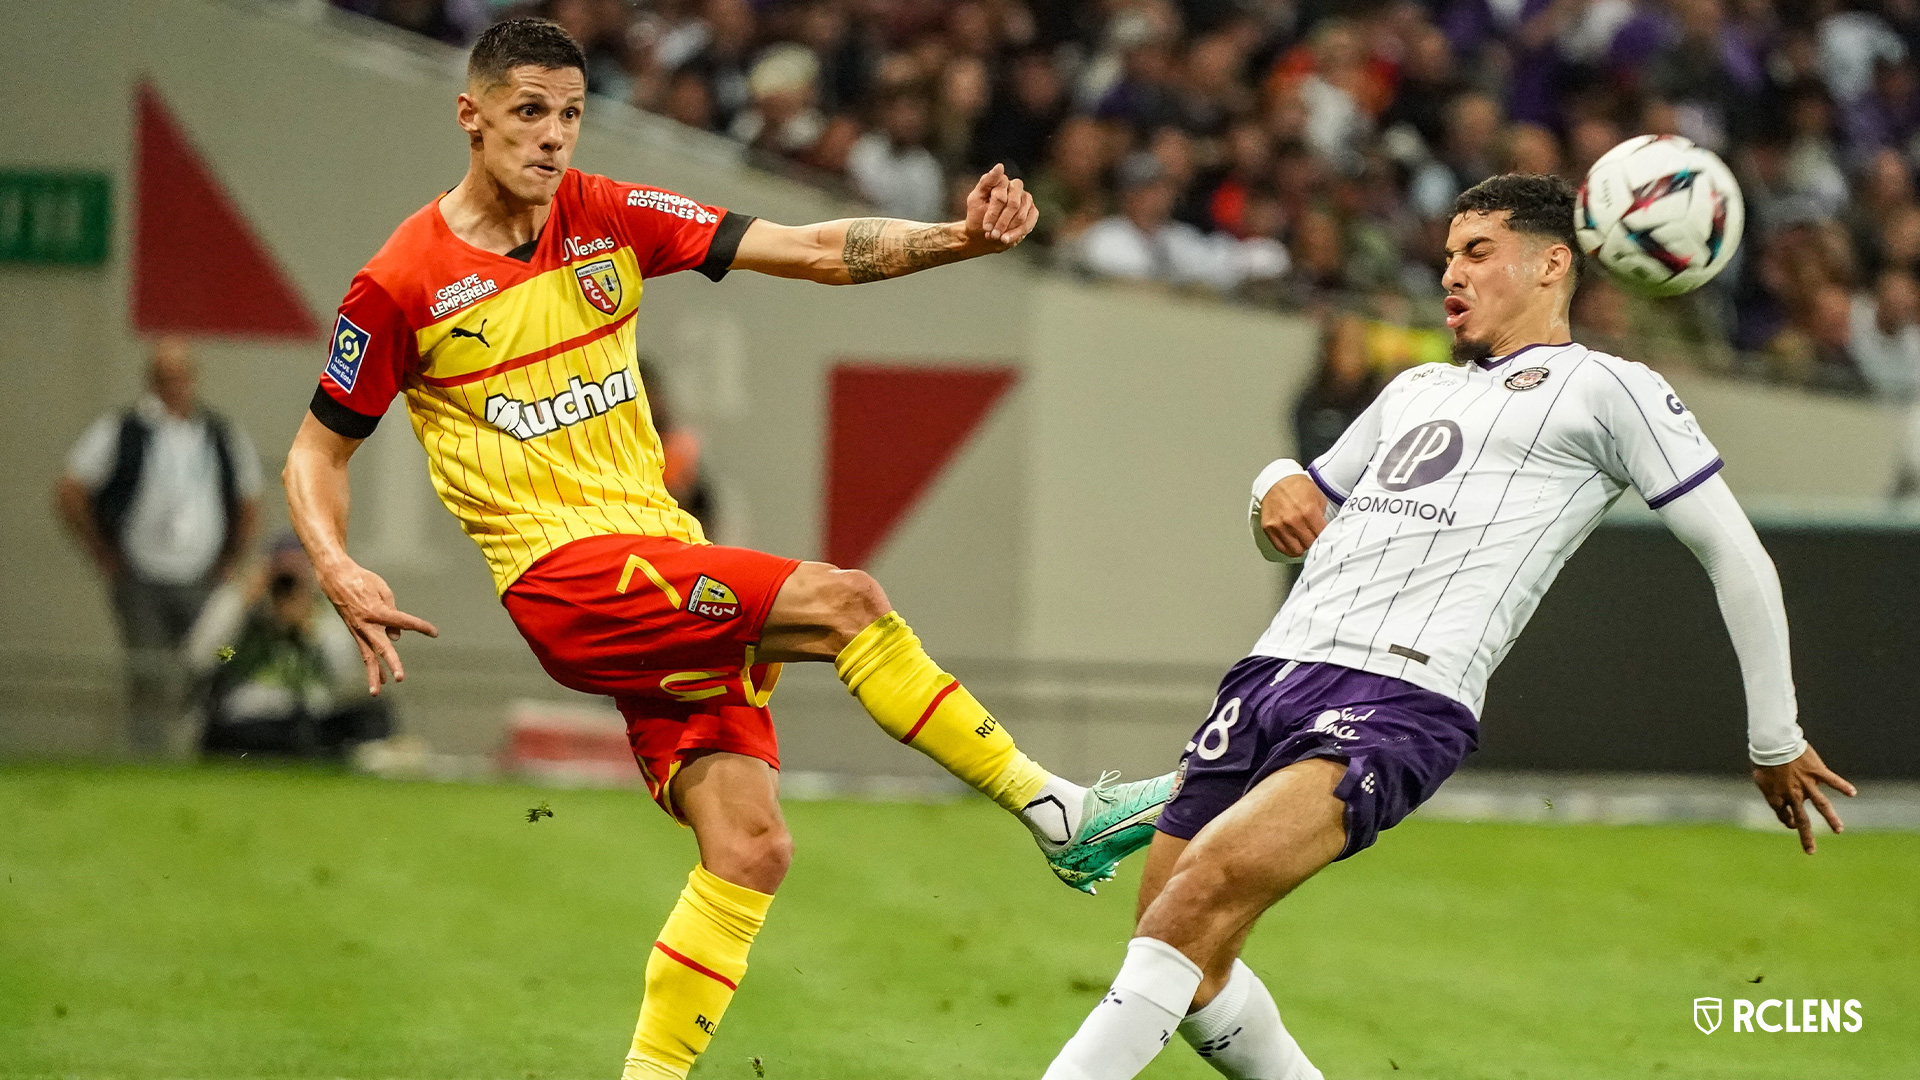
[746,824,794,885]
[1137,862,1242,947]
[821,569,892,650]
[764,563,894,660]
[710,817,793,891]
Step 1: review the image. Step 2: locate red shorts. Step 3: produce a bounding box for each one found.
[503,534,801,818]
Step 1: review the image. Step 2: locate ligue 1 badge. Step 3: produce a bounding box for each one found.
[1505,366,1552,391]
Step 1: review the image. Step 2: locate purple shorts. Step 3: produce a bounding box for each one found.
[1158,657,1479,860]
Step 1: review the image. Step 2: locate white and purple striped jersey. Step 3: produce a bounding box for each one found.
[1253,342,1723,716]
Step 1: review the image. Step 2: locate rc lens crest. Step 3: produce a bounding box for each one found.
[686,575,742,622]
[575,258,622,314]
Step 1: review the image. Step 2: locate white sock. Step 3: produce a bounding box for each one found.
[1178,960,1322,1080]
[1021,773,1086,846]
[1043,937,1202,1080]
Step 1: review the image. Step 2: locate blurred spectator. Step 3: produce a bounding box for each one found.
[1147,125,1210,228]
[1842,57,1920,158]
[1409,92,1503,218]
[1179,29,1256,136]
[1285,207,1349,300]
[1205,119,1276,236]
[185,536,391,760]
[1818,0,1906,103]
[681,0,760,132]
[1092,10,1185,131]
[1783,85,1849,217]
[1738,215,1858,353]
[1294,310,1447,462]
[1504,123,1563,177]
[1849,268,1920,397]
[934,55,993,167]
[1294,313,1382,466]
[545,0,635,99]
[1762,281,1869,390]
[1077,151,1280,290]
[1380,24,1459,149]
[848,88,946,220]
[1846,147,1914,273]
[972,48,1068,179]
[1878,200,1920,270]
[1031,114,1113,244]
[1274,19,1378,174]
[55,338,262,758]
[1566,115,1624,177]
[731,42,827,159]
[796,0,876,114]
[660,66,717,130]
[638,358,717,532]
[1644,0,1764,152]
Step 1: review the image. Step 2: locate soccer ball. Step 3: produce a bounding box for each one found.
[1575,135,1744,297]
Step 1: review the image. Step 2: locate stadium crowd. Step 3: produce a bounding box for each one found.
[337,0,1920,402]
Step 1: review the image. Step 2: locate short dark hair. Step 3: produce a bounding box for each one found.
[1452,172,1579,280]
[468,18,587,89]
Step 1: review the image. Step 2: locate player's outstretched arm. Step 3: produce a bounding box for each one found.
[729,164,1038,285]
[1655,474,1855,852]
[284,414,438,696]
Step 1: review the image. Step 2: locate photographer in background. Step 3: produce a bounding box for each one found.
[55,338,261,758]
[185,534,391,761]
[639,357,717,535]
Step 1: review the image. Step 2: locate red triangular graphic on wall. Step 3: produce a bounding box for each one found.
[132,80,319,338]
[826,363,1018,568]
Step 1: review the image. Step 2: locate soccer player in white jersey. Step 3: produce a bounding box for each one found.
[1037,174,1858,1080]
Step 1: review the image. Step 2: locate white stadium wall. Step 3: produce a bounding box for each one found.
[1,0,1909,779]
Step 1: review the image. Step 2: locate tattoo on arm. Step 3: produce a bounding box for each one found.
[841,219,963,284]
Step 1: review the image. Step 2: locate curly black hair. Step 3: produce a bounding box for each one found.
[468,18,586,89]
[1452,173,1579,279]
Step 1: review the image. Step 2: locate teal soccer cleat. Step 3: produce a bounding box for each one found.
[1039,770,1178,894]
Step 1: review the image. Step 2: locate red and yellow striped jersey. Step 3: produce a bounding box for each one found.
[311,170,749,592]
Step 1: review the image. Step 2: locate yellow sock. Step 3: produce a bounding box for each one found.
[623,865,773,1079]
[834,612,1050,812]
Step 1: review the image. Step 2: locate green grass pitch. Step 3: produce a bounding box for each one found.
[2,763,1913,1079]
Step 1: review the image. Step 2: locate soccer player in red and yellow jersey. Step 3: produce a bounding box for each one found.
[282,19,1172,1080]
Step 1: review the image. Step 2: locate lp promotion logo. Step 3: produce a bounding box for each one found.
[1694,997,1864,1034]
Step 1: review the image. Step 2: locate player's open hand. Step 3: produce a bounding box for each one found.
[1752,744,1855,854]
[964,164,1039,252]
[1260,473,1329,559]
[316,559,440,696]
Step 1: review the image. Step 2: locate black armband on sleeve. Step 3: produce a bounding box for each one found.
[696,211,756,282]
[309,385,382,440]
